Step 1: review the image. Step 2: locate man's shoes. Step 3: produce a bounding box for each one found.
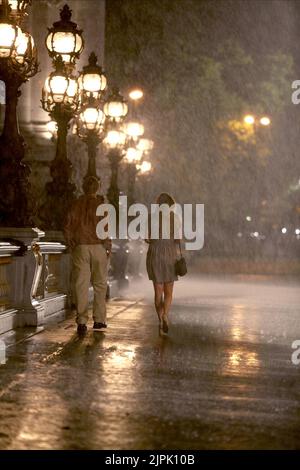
[93,322,107,332]
[77,324,87,336]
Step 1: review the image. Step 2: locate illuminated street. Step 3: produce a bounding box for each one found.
[0,275,299,450]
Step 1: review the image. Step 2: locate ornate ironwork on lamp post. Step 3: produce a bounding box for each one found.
[76,52,107,179]
[41,4,84,230]
[103,87,128,211]
[45,3,83,68]
[0,0,38,226]
[41,56,79,229]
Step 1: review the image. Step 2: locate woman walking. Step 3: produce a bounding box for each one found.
[146,193,181,335]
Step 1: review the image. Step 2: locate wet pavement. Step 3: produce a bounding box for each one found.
[0,275,300,450]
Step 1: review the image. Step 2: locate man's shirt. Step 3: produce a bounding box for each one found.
[64,194,107,248]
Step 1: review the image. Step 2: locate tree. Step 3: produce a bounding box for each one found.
[105,0,297,254]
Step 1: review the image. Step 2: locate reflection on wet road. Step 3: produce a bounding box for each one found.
[0,276,299,449]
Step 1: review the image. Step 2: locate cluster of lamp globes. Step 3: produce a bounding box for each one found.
[0,0,37,75]
[41,4,153,176]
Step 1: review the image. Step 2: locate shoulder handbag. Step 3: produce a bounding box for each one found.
[175,241,187,277]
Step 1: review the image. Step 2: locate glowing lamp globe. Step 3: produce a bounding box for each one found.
[44,74,68,104]
[136,138,154,153]
[42,57,79,110]
[0,22,20,58]
[78,52,107,101]
[104,129,126,149]
[137,161,152,174]
[79,106,105,132]
[104,87,128,122]
[14,30,34,64]
[125,147,143,163]
[129,88,143,101]
[125,121,144,140]
[244,114,255,125]
[260,116,271,126]
[46,4,83,65]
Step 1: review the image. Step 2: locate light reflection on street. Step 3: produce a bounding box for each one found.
[222,349,260,376]
[109,347,136,367]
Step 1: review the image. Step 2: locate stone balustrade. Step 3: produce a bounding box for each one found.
[0,228,69,334]
[0,240,21,333]
[0,227,147,335]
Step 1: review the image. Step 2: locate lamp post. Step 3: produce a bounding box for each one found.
[103,87,128,211]
[77,95,106,178]
[41,4,84,230]
[41,57,79,229]
[0,0,38,226]
[76,52,107,179]
[45,3,83,68]
[128,87,143,121]
[103,127,127,211]
[124,138,153,206]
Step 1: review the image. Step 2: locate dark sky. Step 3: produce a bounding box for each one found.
[205,0,300,69]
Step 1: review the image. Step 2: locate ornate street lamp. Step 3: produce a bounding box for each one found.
[76,96,106,178]
[103,125,127,211]
[124,121,144,142]
[76,52,107,179]
[78,51,106,102]
[40,3,84,230]
[129,88,143,102]
[103,87,128,211]
[0,0,38,226]
[124,146,143,164]
[136,138,154,154]
[46,4,83,67]
[42,58,78,110]
[103,128,127,149]
[137,161,152,174]
[41,56,80,229]
[104,87,128,124]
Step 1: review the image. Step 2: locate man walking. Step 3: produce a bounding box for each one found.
[64,176,111,335]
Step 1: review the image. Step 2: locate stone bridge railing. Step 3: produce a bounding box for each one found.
[0,228,147,335]
[0,228,69,334]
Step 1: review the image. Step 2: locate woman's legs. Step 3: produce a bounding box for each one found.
[153,282,164,324]
[162,282,174,333]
